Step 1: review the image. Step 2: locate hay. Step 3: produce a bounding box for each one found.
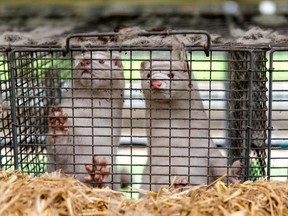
[121,181,288,216]
[0,170,124,216]
[1,170,288,215]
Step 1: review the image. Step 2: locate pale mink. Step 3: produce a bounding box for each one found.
[47,51,124,189]
[139,59,239,192]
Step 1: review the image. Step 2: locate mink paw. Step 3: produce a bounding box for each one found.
[84,156,111,188]
[172,177,189,189]
[228,160,242,184]
[48,106,69,140]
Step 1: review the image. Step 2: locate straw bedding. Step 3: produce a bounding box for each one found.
[1,170,288,216]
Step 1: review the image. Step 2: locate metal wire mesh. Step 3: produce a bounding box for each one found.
[267,49,288,181]
[0,49,14,169]
[1,49,70,173]
[0,31,287,197]
[227,50,268,181]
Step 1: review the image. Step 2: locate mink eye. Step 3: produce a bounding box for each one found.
[99,59,105,64]
[168,73,174,78]
[147,73,150,78]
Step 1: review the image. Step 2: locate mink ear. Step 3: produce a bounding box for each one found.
[140,61,149,72]
[113,56,123,68]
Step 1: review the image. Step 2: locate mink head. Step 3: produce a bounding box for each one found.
[140,60,189,101]
[73,51,124,89]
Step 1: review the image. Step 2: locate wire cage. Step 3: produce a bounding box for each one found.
[0,31,288,197]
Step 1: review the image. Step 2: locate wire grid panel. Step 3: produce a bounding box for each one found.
[1,49,70,174]
[226,50,268,181]
[267,49,288,181]
[2,43,285,195]
[0,49,14,169]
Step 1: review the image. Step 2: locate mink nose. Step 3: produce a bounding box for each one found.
[151,80,162,89]
[80,59,91,67]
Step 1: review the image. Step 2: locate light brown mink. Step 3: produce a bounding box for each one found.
[47,51,124,189]
[139,59,240,192]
